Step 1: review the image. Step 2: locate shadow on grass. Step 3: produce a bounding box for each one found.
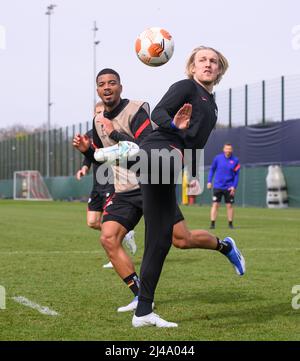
[156,289,263,308]
[178,301,294,327]
[155,288,294,326]
[153,286,297,324]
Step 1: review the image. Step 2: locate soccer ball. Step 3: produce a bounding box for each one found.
[135,27,174,67]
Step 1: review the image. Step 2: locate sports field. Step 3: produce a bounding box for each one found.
[0,200,299,341]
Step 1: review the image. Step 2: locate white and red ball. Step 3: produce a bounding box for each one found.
[135,27,174,67]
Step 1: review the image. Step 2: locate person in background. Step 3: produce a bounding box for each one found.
[207,143,240,229]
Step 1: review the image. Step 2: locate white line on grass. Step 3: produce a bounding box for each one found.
[0,250,101,255]
[235,215,299,222]
[244,248,300,251]
[12,296,59,316]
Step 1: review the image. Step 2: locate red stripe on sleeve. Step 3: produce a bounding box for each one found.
[134,119,151,139]
[91,140,98,150]
[234,164,241,172]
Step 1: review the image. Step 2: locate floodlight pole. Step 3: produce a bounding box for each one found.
[93,21,100,107]
[45,4,56,178]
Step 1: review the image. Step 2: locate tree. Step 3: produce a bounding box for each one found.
[0,123,47,141]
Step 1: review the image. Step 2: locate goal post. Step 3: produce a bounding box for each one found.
[13,171,53,201]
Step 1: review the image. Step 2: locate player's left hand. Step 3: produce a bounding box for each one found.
[76,165,89,180]
[173,103,192,129]
[229,187,235,196]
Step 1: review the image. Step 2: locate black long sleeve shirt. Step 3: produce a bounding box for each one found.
[151,78,218,150]
[150,78,218,178]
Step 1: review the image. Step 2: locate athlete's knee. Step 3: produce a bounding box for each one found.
[87,220,101,230]
[87,213,101,229]
[172,233,191,249]
[100,232,122,257]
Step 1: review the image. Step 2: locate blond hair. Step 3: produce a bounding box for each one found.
[94,101,103,115]
[185,46,229,85]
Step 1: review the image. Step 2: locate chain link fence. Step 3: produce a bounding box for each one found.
[215,74,300,127]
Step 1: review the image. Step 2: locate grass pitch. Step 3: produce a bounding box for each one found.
[0,200,300,341]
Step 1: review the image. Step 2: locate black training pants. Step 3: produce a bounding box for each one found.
[137,138,183,306]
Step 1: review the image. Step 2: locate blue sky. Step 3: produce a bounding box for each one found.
[0,0,299,129]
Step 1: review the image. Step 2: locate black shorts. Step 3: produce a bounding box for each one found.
[102,188,184,232]
[212,188,235,204]
[87,185,114,212]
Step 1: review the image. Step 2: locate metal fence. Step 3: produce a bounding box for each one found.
[1,75,300,180]
[215,74,300,127]
[0,121,93,180]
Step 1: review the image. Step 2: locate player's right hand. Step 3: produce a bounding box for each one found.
[72,134,90,152]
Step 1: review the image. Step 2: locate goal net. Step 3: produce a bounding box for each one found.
[13,171,53,201]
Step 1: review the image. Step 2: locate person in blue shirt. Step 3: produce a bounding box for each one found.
[207,143,240,229]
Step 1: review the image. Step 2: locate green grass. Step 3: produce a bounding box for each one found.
[0,200,300,340]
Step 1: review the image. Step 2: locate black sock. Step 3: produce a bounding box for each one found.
[123,273,139,297]
[215,237,232,255]
[229,221,233,227]
[211,221,215,227]
[135,300,152,317]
